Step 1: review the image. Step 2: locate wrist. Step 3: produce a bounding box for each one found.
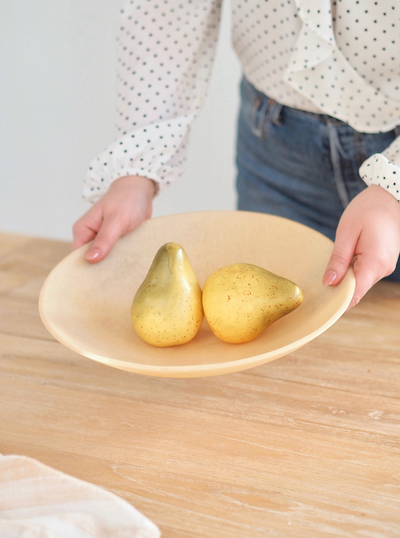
[366,185,400,235]
[368,184,400,208]
[111,175,158,198]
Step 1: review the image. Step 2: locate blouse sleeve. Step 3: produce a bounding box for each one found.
[83,0,223,203]
[359,135,400,203]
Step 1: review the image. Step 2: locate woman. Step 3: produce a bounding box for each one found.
[73,0,400,309]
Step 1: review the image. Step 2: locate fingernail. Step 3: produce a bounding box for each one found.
[85,249,101,262]
[323,270,338,286]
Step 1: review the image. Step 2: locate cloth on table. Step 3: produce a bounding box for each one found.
[0,454,160,538]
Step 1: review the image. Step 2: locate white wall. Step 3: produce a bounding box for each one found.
[0,0,241,242]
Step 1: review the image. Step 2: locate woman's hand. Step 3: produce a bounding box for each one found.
[72,175,156,262]
[323,185,400,309]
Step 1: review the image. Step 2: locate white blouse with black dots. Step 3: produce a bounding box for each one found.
[84,0,400,203]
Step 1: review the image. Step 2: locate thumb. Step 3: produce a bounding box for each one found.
[323,226,359,287]
[72,225,96,251]
[85,213,124,263]
[72,210,102,251]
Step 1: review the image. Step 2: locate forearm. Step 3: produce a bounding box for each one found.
[84,0,223,204]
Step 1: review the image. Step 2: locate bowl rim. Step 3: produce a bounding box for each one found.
[38,210,356,377]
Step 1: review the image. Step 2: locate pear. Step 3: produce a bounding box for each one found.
[202,263,303,344]
[131,242,203,347]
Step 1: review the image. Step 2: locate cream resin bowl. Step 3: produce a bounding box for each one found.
[39,211,355,377]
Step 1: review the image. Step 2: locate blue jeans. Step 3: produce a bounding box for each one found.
[236,77,400,282]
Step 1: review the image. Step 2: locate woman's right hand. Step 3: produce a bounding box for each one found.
[72,175,156,262]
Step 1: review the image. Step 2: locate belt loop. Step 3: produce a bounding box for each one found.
[251,95,283,139]
[252,96,270,139]
[269,101,283,126]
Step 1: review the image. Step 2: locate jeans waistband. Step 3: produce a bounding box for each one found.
[242,76,400,133]
[289,107,345,127]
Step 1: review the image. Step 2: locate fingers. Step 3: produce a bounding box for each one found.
[84,212,125,263]
[347,254,379,310]
[73,208,131,263]
[323,185,400,311]
[323,222,359,287]
[72,209,102,251]
[72,175,156,262]
[72,224,97,251]
[324,223,398,310]
[323,225,378,311]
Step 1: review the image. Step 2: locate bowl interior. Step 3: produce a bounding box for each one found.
[39,211,354,377]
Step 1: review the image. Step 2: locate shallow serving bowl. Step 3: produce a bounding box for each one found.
[39,211,355,377]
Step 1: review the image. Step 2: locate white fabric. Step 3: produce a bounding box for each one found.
[360,137,400,198]
[0,455,160,538]
[84,0,400,203]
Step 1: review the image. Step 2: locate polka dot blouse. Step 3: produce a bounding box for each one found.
[84,0,400,203]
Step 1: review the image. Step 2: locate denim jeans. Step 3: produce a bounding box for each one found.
[236,76,400,282]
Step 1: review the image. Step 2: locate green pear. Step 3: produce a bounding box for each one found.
[202,263,303,344]
[131,242,203,347]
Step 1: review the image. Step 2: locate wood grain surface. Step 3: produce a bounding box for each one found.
[1,231,400,537]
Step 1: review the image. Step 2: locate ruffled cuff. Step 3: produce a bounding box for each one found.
[83,119,190,204]
[359,137,400,202]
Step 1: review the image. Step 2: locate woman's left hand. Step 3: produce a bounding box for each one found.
[323,185,400,309]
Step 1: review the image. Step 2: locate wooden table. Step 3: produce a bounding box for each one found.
[1,231,400,537]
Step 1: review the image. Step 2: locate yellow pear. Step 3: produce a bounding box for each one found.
[202,263,303,344]
[131,243,203,347]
